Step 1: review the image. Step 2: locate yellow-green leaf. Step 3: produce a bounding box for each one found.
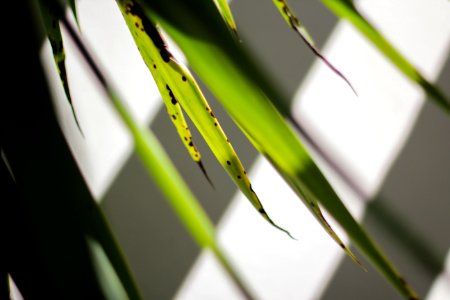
[54,5,255,297]
[118,0,293,238]
[321,0,450,114]
[212,0,237,35]
[68,0,79,27]
[139,0,418,298]
[119,0,213,185]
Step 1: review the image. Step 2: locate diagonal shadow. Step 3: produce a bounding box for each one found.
[322,50,450,300]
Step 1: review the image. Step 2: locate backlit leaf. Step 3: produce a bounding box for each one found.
[118,0,293,238]
[38,0,83,133]
[272,0,356,94]
[321,0,450,114]
[139,0,418,298]
[55,6,255,298]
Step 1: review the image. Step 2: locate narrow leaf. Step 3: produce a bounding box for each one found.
[272,0,356,94]
[119,0,213,185]
[118,0,293,238]
[68,0,79,27]
[86,236,129,300]
[321,0,450,114]
[144,0,360,267]
[212,0,237,35]
[162,80,215,187]
[38,1,83,134]
[56,6,255,299]
[139,0,418,298]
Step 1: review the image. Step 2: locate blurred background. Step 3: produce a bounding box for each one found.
[39,0,450,299]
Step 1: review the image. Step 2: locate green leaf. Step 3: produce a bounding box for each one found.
[1,2,142,296]
[86,236,129,300]
[138,0,418,298]
[272,0,356,94]
[56,6,255,299]
[38,0,83,134]
[119,1,213,185]
[68,0,79,27]
[212,0,237,35]
[117,0,293,238]
[321,0,450,115]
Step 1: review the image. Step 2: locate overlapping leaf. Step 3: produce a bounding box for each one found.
[213,0,355,93]
[117,0,293,238]
[38,1,83,133]
[138,0,418,298]
[53,4,255,298]
[321,0,450,114]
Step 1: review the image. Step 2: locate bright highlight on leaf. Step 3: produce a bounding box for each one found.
[272,0,357,94]
[212,0,237,35]
[120,0,214,186]
[140,0,418,298]
[321,0,450,114]
[117,0,294,239]
[53,5,255,298]
[38,1,83,134]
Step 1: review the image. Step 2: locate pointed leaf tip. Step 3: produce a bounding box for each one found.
[39,0,83,134]
[272,0,357,95]
[197,160,215,189]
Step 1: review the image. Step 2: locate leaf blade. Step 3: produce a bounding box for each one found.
[119,0,293,238]
[56,5,256,298]
[140,0,418,298]
[272,0,356,94]
[38,0,83,133]
[321,0,450,114]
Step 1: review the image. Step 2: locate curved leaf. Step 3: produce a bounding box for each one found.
[120,1,213,185]
[54,5,255,298]
[272,0,356,94]
[321,0,450,115]
[138,0,418,298]
[38,0,83,134]
[118,0,293,238]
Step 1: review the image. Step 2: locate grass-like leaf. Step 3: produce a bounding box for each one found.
[139,0,418,298]
[119,0,213,186]
[38,1,83,133]
[272,0,356,94]
[68,0,79,26]
[86,237,129,300]
[321,0,450,115]
[212,0,237,35]
[117,0,294,238]
[55,4,255,298]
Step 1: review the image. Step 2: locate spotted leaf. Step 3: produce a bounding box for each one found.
[140,0,419,298]
[118,0,213,185]
[54,4,254,297]
[272,0,356,94]
[117,0,293,239]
